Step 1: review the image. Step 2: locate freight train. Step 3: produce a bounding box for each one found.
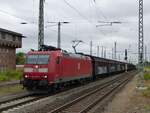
[22,45,135,91]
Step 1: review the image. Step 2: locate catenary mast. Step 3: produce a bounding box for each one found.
[38,0,44,50]
[138,0,144,69]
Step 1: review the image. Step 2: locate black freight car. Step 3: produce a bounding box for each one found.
[75,53,135,80]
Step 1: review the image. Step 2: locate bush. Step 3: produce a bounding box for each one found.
[16,52,25,65]
[0,70,23,82]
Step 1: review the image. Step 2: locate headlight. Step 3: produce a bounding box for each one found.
[44,75,47,78]
[38,68,48,72]
[24,75,28,78]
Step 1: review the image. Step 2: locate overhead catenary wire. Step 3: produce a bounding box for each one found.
[45,27,76,41]
[63,0,93,24]
[44,0,97,42]
[32,0,36,23]
[62,0,107,37]
[91,0,108,20]
[62,0,108,37]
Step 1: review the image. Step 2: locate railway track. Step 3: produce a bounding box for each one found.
[0,92,34,105]
[0,71,136,113]
[0,93,46,112]
[0,81,20,88]
[48,72,135,113]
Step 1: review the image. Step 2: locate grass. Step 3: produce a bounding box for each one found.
[142,66,150,98]
[144,73,150,80]
[0,85,24,97]
[0,70,24,97]
[144,66,150,80]
[0,70,23,82]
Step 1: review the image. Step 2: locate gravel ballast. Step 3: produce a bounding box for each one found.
[2,73,125,113]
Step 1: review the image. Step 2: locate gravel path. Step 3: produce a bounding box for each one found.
[102,74,150,113]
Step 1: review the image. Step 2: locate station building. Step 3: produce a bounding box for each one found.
[0,28,23,71]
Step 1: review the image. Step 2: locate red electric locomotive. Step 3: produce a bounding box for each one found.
[23,45,92,91]
[22,45,136,92]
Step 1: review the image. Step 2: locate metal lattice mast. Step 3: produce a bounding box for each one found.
[38,0,44,50]
[58,22,61,48]
[138,0,144,67]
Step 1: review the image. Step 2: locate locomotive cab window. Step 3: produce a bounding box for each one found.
[26,55,38,64]
[38,55,49,64]
[26,55,49,64]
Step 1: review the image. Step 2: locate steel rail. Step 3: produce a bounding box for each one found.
[86,74,135,113]
[0,95,46,112]
[79,75,133,113]
[48,72,135,113]
[0,92,34,105]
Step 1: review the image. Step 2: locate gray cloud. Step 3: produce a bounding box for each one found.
[0,0,149,63]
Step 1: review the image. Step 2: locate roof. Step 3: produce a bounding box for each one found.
[0,28,22,37]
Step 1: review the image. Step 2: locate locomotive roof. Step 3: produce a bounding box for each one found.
[27,50,90,60]
[27,50,58,54]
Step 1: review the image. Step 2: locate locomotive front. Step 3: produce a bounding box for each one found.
[23,51,55,90]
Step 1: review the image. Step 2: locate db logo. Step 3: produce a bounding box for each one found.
[78,63,80,70]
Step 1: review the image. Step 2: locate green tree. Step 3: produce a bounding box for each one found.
[16,52,25,65]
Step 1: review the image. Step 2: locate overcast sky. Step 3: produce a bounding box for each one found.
[0,0,149,63]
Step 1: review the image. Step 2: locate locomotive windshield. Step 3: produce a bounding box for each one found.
[26,55,49,64]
